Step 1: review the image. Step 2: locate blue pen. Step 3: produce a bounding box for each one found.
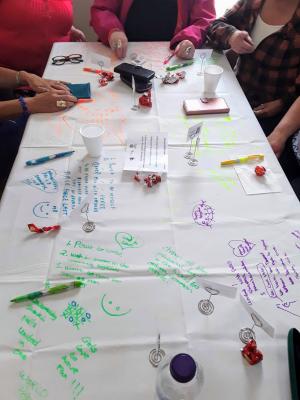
[26,150,75,166]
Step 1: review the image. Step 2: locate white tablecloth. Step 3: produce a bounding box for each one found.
[0,42,299,400]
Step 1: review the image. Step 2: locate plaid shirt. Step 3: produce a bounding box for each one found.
[206,0,300,109]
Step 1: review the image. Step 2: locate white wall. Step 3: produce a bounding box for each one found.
[73,0,237,42]
[73,0,97,41]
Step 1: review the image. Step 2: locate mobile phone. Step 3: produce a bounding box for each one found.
[183,97,230,115]
[120,75,152,93]
[114,63,155,82]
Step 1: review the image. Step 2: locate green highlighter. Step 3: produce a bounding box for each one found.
[166,60,194,71]
[10,281,83,303]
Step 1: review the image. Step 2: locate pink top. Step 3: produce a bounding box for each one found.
[0,0,73,76]
[91,0,216,49]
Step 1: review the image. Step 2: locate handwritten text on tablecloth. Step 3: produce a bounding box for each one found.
[61,158,117,216]
[227,237,300,318]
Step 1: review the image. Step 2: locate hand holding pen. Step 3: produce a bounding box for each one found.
[164,40,195,65]
[175,40,195,60]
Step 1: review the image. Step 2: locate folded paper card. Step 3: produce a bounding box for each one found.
[124,132,168,173]
[67,83,91,99]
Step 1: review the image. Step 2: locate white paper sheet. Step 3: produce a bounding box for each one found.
[234,162,282,195]
[123,132,168,173]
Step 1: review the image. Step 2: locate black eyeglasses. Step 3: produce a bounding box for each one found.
[52,54,83,66]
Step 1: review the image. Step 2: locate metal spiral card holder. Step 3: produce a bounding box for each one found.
[81,203,96,233]
[239,313,263,344]
[149,334,165,367]
[198,287,220,315]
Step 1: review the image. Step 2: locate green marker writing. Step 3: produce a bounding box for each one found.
[10,281,83,303]
[166,60,194,71]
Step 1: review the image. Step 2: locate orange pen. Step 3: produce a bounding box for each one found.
[83,67,102,74]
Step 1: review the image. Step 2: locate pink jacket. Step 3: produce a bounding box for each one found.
[91,0,216,49]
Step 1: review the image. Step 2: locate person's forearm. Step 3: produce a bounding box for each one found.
[206,0,246,49]
[0,68,28,89]
[273,98,300,138]
[170,0,216,49]
[0,99,23,120]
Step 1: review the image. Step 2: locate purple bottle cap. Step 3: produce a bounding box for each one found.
[170,353,197,383]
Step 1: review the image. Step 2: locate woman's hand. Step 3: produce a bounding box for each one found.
[268,130,287,158]
[26,90,77,114]
[253,99,284,118]
[20,71,70,93]
[175,40,195,60]
[70,26,87,42]
[109,31,128,59]
[228,30,254,54]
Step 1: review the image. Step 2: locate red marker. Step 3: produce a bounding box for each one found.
[163,52,175,65]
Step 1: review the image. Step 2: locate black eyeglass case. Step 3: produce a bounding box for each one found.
[114,63,155,82]
[119,75,152,93]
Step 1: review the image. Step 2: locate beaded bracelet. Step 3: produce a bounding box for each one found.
[18,96,30,118]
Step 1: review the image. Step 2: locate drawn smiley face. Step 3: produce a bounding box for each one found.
[33,201,58,218]
[100,294,131,317]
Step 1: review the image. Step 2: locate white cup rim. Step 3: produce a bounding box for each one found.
[204,65,224,75]
[80,123,105,138]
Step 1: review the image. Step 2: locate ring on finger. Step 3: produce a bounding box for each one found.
[56,100,67,108]
[185,46,192,55]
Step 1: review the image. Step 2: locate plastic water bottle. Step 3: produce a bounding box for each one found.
[156,353,204,400]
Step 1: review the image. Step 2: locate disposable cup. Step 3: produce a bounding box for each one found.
[80,124,105,157]
[204,65,223,93]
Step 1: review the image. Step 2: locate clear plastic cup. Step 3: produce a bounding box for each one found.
[156,353,204,400]
[204,65,223,94]
[80,124,105,157]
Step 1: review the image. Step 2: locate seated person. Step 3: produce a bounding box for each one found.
[0,67,77,190]
[0,0,86,76]
[206,0,300,135]
[268,97,300,198]
[90,0,216,59]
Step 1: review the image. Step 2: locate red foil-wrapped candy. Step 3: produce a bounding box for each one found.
[28,224,60,234]
[139,90,152,108]
[255,165,266,176]
[241,339,263,365]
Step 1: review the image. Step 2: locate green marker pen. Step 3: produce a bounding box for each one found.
[10,281,83,303]
[166,60,194,72]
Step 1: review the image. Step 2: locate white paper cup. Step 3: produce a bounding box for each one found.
[204,65,224,93]
[80,124,105,157]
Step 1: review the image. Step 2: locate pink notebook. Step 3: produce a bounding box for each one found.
[183,97,230,115]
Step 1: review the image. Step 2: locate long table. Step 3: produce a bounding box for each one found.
[0,42,299,399]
